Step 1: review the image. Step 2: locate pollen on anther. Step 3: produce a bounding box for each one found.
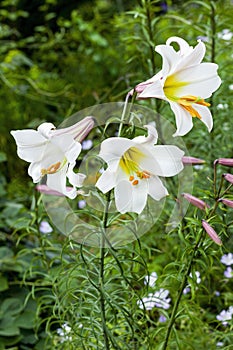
[132,180,139,186]
[129,175,134,181]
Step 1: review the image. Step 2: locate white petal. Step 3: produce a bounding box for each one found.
[166,36,192,56]
[51,134,81,163]
[148,176,168,200]
[11,130,47,162]
[67,162,86,187]
[175,40,206,71]
[169,102,194,136]
[174,63,221,98]
[194,105,213,132]
[142,145,184,176]
[28,161,42,183]
[53,116,95,142]
[133,124,158,146]
[37,123,56,138]
[46,165,77,199]
[155,44,181,76]
[138,79,165,99]
[115,179,148,214]
[98,138,133,163]
[96,170,116,194]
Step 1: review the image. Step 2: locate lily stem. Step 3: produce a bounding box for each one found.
[162,229,204,350]
[99,192,111,350]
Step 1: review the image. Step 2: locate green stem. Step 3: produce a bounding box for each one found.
[99,192,111,350]
[161,229,204,350]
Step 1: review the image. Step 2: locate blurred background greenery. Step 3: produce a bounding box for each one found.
[0,0,233,349]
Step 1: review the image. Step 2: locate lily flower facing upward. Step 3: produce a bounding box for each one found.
[96,125,184,214]
[134,36,221,136]
[11,117,94,199]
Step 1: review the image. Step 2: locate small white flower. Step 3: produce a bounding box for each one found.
[39,221,53,234]
[229,84,233,91]
[216,342,224,347]
[82,139,93,150]
[217,103,228,110]
[218,29,233,41]
[221,253,233,266]
[57,322,72,343]
[216,307,233,326]
[144,272,158,287]
[137,288,171,311]
[224,266,233,278]
[78,199,86,209]
[158,314,167,323]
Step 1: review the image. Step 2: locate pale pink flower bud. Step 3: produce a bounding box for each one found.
[219,198,233,209]
[202,220,222,245]
[182,156,205,165]
[182,193,209,210]
[36,184,77,196]
[223,173,233,184]
[215,158,233,167]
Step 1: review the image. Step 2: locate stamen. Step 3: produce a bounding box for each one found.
[132,180,139,186]
[136,170,151,179]
[129,175,134,181]
[178,95,210,119]
[41,161,61,175]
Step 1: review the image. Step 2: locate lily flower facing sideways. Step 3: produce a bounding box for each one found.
[11,117,94,199]
[96,125,184,214]
[134,36,221,136]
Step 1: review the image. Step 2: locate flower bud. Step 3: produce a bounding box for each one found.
[202,220,222,245]
[36,184,74,196]
[219,198,233,209]
[182,193,209,210]
[223,173,233,184]
[215,158,233,167]
[182,156,205,165]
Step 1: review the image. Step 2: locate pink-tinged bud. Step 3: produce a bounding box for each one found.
[36,184,74,196]
[219,198,233,209]
[215,158,233,167]
[53,116,95,143]
[202,220,222,246]
[223,173,233,184]
[182,193,209,210]
[182,156,205,165]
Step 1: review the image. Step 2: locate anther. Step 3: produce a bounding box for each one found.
[132,180,139,186]
[41,161,61,175]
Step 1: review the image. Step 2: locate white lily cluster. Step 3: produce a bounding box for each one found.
[134,36,221,136]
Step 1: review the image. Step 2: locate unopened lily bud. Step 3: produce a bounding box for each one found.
[182,193,209,210]
[182,156,205,165]
[223,173,233,184]
[202,220,222,245]
[36,184,75,196]
[215,158,233,167]
[219,198,233,209]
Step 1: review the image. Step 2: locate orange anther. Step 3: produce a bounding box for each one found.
[132,180,139,186]
[129,175,134,181]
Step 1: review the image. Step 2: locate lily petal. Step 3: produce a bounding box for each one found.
[148,176,168,200]
[53,116,95,142]
[115,179,148,214]
[10,130,47,162]
[173,63,221,98]
[96,170,116,194]
[138,79,165,99]
[169,101,193,137]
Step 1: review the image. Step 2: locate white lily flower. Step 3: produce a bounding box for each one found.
[11,117,94,199]
[96,125,184,214]
[136,36,221,136]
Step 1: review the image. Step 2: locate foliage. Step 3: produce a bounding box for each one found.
[1,0,233,349]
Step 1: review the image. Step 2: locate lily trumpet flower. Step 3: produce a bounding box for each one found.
[134,36,221,136]
[96,125,184,214]
[11,117,94,199]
